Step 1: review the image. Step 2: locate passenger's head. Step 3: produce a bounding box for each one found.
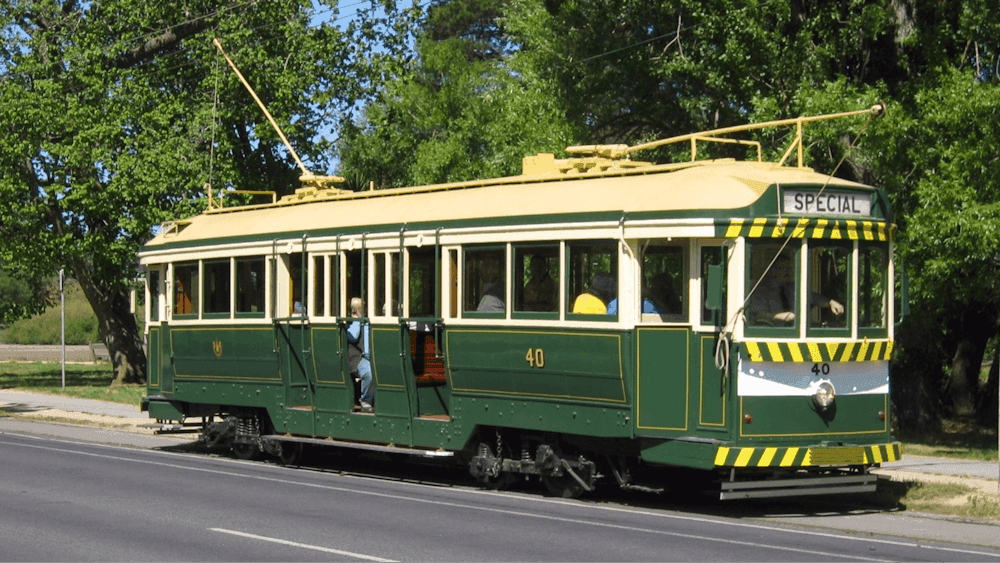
[350,297,364,317]
[772,254,794,282]
[530,255,548,278]
[588,272,616,303]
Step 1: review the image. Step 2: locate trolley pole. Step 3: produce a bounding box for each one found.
[60,269,65,389]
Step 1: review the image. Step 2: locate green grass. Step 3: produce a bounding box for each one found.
[0,280,101,345]
[872,480,1000,520]
[898,418,999,461]
[0,361,143,406]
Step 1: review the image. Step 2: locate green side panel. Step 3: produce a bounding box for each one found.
[638,437,717,470]
[447,328,627,403]
[309,410,415,445]
[416,384,450,417]
[147,327,161,389]
[159,325,176,393]
[697,334,727,429]
[171,326,279,381]
[451,396,632,438]
[738,394,889,439]
[370,326,414,421]
[148,400,184,421]
[311,326,346,385]
[635,328,689,431]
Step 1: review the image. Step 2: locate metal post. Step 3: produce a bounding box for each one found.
[59,269,65,389]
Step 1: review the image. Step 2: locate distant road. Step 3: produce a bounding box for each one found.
[0,344,94,362]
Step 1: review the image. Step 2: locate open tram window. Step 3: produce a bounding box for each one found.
[513,244,558,316]
[372,252,400,317]
[859,245,888,335]
[640,242,686,322]
[202,260,231,317]
[289,253,306,316]
[700,245,728,327]
[807,242,850,334]
[745,242,793,331]
[567,241,618,318]
[173,262,198,318]
[313,256,325,317]
[463,246,506,317]
[147,268,160,323]
[408,247,436,318]
[464,246,506,316]
[236,257,265,316]
[345,250,367,317]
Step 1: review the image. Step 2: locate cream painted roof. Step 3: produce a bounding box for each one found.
[143,161,869,249]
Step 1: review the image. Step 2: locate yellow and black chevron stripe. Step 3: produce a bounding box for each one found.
[714,442,901,468]
[742,340,894,363]
[720,218,893,241]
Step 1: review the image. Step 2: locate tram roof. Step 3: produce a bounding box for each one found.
[142,160,871,251]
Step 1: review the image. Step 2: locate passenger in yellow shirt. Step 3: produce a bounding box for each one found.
[572,272,615,314]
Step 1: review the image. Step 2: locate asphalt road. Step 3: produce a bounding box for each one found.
[3,432,1000,562]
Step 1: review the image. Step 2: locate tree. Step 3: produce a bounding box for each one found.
[0,0,391,384]
[337,0,578,186]
[340,0,1000,426]
[0,266,51,327]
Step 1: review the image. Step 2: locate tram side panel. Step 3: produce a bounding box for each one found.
[445,327,634,439]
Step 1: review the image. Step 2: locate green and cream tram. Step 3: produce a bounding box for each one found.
[140,105,901,499]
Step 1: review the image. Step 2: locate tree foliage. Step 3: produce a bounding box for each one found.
[0,0,401,383]
[339,0,1000,427]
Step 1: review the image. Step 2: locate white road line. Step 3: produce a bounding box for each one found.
[4,435,1000,560]
[209,528,397,562]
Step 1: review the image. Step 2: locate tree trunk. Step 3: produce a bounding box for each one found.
[948,337,983,416]
[72,261,147,385]
[977,340,999,426]
[946,311,993,417]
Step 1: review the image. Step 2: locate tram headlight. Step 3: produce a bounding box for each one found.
[813,380,836,409]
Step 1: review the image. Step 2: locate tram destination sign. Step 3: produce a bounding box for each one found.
[782,190,871,216]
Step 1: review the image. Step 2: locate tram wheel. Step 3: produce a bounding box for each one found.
[483,470,518,491]
[232,442,261,461]
[276,442,303,465]
[541,473,586,499]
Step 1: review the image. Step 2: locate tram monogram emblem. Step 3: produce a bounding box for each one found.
[212,340,223,357]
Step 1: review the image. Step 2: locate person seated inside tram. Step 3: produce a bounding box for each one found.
[748,255,844,325]
[647,272,682,315]
[573,272,615,314]
[477,282,505,312]
[523,254,556,312]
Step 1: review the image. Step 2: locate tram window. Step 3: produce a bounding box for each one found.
[390,253,400,316]
[513,244,558,314]
[641,244,685,321]
[374,253,386,316]
[203,260,231,315]
[328,255,340,318]
[859,245,887,331]
[448,249,458,318]
[173,262,198,317]
[148,269,160,322]
[464,246,506,315]
[408,247,436,318]
[345,250,367,316]
[289,253,306,316]
[745,243,792,328]
[235,257,265,315]
[808,243,850,331]
[701,246,728,325]
[568,241,618,317]
[312,256,326,317]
